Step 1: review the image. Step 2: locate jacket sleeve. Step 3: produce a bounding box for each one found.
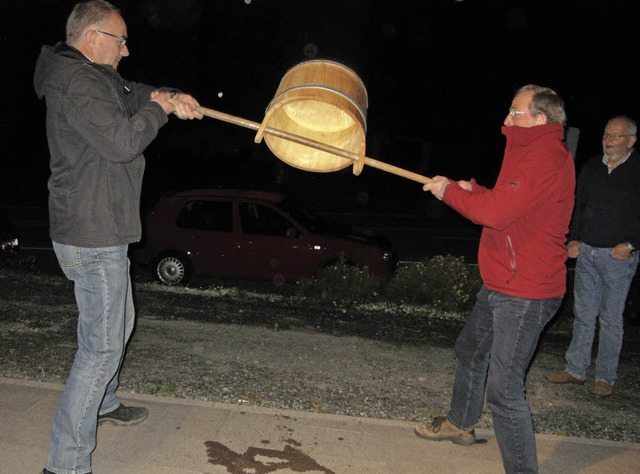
[62,68,168,163]
[124,79,158,116]
[443,146,569,231]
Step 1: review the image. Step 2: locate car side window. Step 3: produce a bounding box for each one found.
[239,203,293,236]
[176,200,232,232]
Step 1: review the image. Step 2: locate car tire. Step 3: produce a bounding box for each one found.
[154,252,193,285]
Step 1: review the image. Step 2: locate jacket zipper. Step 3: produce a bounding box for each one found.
[506,235,517,284]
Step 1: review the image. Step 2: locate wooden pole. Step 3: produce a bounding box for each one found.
[197,106,433,185]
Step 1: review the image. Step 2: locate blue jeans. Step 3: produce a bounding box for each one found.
[565,244,639,384]
[46,242,135,474]
[447,286,562,474]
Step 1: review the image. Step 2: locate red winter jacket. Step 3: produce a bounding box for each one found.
[443,124,575,299]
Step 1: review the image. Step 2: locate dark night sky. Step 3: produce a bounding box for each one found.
[3,0,638,214]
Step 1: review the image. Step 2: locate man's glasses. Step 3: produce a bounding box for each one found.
[602,133,633,140]
[508,108,537,119]
[95,29,127,48]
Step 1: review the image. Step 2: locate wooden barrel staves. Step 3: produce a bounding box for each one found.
[254,59,368,174]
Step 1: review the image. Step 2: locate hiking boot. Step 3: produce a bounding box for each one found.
[414,416,476,445]
[98,404,148,426]
[545,370,584,385]
[592,381,613,397]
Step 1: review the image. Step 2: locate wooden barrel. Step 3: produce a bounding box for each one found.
[255,59,368,173]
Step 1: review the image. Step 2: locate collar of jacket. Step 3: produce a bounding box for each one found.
[54,42,119,76]
[502,123,565,148]
[54,42,88,61]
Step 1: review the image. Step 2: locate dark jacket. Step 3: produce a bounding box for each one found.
[33,42,168,247]
[568,149,640,250]
[443,124,576,299]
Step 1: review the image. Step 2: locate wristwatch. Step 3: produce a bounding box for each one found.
[627,243,638,255]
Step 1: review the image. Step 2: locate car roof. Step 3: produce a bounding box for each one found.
[161,189,285,204]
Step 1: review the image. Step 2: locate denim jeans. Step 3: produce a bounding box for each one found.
[447,286,562,474]
[46,242,135,474]
[565,244,639,384]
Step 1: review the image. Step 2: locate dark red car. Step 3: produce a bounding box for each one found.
[131,189,397,285]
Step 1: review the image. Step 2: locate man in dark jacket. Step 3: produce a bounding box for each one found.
[416,85,575,474]
[34,1,202,473]
[546,116,639,397]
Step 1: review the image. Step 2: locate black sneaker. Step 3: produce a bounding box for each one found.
[98,404,148,426]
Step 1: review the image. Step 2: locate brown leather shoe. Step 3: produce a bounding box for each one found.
[592,381,613,397]
[545,370,585,385]
[414,416,476,445]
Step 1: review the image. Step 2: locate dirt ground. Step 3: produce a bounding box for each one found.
[1,267,640,443]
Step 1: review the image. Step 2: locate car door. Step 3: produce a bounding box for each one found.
[237,201,320,281]
[175,199,238,277]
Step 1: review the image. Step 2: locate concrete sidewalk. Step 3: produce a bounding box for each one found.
[1,378,638,474]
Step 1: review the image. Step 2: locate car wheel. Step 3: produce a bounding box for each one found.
[154,252,193,285]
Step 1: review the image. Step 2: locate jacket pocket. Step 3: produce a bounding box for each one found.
[52,241,84,281]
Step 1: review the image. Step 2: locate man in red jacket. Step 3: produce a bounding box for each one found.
[415,84,575,474]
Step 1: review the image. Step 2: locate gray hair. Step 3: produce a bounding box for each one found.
[66,0,120,45]
[607,115,637,136]
[516,84,567,126]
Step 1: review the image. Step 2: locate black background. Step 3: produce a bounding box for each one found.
[3,0,638,217]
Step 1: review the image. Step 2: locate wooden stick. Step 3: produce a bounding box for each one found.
[197,106,433,184]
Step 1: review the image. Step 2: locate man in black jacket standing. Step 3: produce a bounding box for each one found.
[34,1,202,473]
[546,115,639,397]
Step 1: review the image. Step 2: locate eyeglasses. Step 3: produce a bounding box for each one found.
[508,108,538,119]
[602,133,633,140]
[95,29,127,48]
